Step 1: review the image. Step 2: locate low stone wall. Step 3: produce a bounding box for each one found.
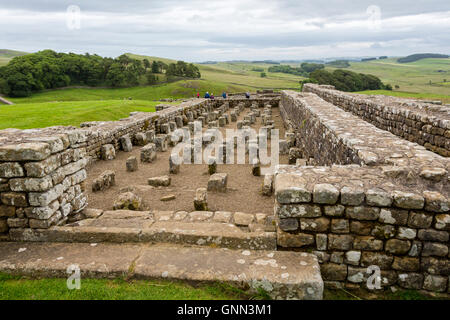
[0,95,279,239]
[0,99,212,238]
[277,90,449,293]
[303,83,450,157]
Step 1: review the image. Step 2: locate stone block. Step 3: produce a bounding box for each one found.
[148,175,171,187]
[313,184,339,204]
[119,135,133,152]
[141,143,157,163]
[126,156,138,172]
[101,144,116,161]
[193,188,208,211]
[207,173,228,193]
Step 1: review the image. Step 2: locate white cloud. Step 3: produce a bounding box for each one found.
[0,1,449,60]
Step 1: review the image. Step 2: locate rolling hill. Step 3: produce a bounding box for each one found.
[0,49,28,66]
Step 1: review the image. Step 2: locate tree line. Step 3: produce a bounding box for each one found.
[0,50,201,97]
[268,63,324,77]
[302,69,392,92]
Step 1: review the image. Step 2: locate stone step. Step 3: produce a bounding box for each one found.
[0,242,323,300]
[9,219,277,250]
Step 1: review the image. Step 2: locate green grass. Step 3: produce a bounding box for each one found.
[327,58,450,96]
[0,100,161,129]
[355,90,450,104]
[8,80,249,104]
[0,273,248,300]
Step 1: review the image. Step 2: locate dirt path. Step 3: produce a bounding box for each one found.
[85,106,288,214]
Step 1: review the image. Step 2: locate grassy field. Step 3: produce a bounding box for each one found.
[0,273,442,300]
[355,89,450,104]
[0,100,161,129]
[326,57,450,96]
[7,80,250,105]
[0,273,248,300]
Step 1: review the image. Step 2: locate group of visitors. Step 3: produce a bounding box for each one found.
[197,92,228,100]
[196,92,251,99]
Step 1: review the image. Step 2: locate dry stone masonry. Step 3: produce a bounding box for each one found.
[278,87,449,293]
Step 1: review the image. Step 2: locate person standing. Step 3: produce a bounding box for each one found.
[222,92,227,99]
[197,92,200,98]
[210,93,215,100]
[204,92,210,99]
[245,92,250,99]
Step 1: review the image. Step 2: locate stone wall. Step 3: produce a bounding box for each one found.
[0,99,211,239]
[303,83,450,157]
[0,94,279,239]
[277,90,449,293]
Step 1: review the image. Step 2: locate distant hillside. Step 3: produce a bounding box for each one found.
[398,53,449,63]
[0,49,28,58]
[124,53,177,65]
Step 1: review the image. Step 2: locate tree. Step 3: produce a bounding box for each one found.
[143,59,150,70]
[151,61,159,73]
[260,72,267,78]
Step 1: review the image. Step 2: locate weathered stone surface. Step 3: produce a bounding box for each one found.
[350,221,374,235]
[300,217,330,232]
[330,252,344,264]
[313,184,339,204]
[92,170,115,192]
[278,218,299,231]
[423,191,449,213]
[188,211,213,222]
[9,176,53,192]
[321,263,347,281]
[0,219,8,233]
[316,234,327,251]
[340,187,364,206]
[262,174,273,196]
[346,206,380,221]
[423,274,448,292]
[408,211,433,228]
[421,257,450,275]
[435,214,450,231]
[392,257,420,272]
[0,162,24,178]
[155,134,168,152]
[213,211,232,223]
[366,189,392,207]
[234,212,255,226]
[396,227,417,240]
[0,143,51,161]
[134,132,148,146]
[331,219,349,233]
[7,217,28,228]
[100,144,116,161]
[353,236,383,251]
[126,156,138,172]
[207,173,228,192]
[277,204,322,218]
[417,229,449,242]
[193,188,208,211]
[385,239,411,254]
[141,143,157,163]
[361,252,393,269]
[160,194,176,202]
[393,191,424,210]
[275,174,311,204]
[169,154,180,174]
[24,155,61,178]
[277,229,315,248]
[398,273,424,289]
[328,234,353,250]
[119,135,133,152]
[378,208,409,225]
[422,242,449,257]
[344,251,361,266]
[113,192,142,211]
[148,175,171,187]
[324,205,345,217]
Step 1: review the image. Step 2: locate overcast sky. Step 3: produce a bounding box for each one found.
[1,0,449,61]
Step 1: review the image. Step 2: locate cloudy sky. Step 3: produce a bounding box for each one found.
[1,0,449,61]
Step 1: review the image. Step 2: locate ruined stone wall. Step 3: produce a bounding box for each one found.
[0,95,277,240]
[303,83,450,157]
[0,99,210,239]
[277,90,449,293]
